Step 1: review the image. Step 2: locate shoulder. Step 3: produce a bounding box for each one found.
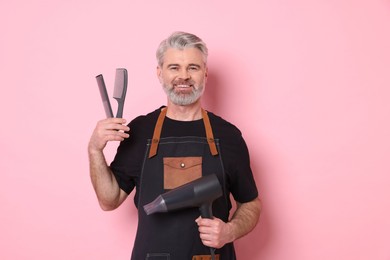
[127,106,164,139]
[130,106,164,128]
[206,110,242,141]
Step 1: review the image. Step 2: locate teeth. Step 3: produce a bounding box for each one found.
[176,85,190,88]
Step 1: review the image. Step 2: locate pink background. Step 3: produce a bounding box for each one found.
[1,0,390,259]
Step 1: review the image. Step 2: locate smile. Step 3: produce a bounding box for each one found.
[175,84,192,88]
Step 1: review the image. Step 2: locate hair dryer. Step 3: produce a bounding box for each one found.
[143,174,222,218]
[143,174,222,260]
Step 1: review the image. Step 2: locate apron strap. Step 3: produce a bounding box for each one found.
[148,107,167,158]
[148,107,219,158]
[202,109,219,156]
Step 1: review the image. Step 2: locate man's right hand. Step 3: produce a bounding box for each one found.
[88,118,130,152]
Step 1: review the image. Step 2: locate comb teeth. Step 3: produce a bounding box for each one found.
[113,68,128,98]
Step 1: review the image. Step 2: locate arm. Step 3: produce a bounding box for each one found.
[196,197,261,249]
[88,118,130,211]
[227,198,262,241]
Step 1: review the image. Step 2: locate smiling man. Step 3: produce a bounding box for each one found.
[88,31,261,260]
[159,47,206,109]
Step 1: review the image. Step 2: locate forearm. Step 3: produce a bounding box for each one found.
[88,148,123,211]
[228,197,262,242]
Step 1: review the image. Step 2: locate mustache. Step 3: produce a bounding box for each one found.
[173,79,196,85]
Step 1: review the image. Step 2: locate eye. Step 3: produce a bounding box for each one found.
[188,66,199,71]
[168,66,179,71]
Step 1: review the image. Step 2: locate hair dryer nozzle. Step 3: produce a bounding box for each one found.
[143,195,167,215]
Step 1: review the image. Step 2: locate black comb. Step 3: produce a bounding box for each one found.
[96,74,114,118]
[113,68,128,118]
[95,68,128,118]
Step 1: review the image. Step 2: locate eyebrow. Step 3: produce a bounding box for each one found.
[166,63,202,68]
[188,63,201,68]
[167,64,179,68]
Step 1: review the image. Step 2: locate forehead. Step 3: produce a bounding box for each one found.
[162,47,205,66]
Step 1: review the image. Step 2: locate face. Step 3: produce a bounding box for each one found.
[157,47,208,106]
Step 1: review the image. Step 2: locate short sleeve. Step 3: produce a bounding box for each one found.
[229,136,258,203]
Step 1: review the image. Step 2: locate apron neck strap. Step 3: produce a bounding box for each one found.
[148,107,219,158]
[202,109,219,156]
[148,107,167,158]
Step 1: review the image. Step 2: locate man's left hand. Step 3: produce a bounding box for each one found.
[195,216,234,249]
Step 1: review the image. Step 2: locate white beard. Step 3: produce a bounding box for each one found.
[162,82,205,106]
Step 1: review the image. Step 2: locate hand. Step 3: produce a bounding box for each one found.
[88,118,130,152]
[195,216,234,249]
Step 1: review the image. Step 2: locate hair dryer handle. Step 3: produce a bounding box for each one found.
[199,202,217,260]
[199,202,213,219]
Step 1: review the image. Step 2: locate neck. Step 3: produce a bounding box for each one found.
[166,100,202,121]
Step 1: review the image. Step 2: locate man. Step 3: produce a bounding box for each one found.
[88,31,261,260]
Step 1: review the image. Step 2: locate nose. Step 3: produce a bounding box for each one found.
[178,68,191,80]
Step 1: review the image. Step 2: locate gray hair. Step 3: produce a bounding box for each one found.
[156,31,208,67]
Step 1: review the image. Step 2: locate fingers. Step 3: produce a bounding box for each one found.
[97,118,129,131]
[195,217,226,249]
[89,118,130,152]
[103,130,129,141]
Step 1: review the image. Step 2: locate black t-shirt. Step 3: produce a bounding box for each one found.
[110,107,258,204]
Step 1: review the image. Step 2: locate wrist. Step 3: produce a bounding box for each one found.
[88,143,104,155]
[225,221,237,243]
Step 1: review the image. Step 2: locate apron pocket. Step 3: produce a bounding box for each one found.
[192,254,220,260]
[146,253,170,259]
[163,157,202,189]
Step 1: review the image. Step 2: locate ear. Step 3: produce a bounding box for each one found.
[204,66,208,82]
[157,66,162,83]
